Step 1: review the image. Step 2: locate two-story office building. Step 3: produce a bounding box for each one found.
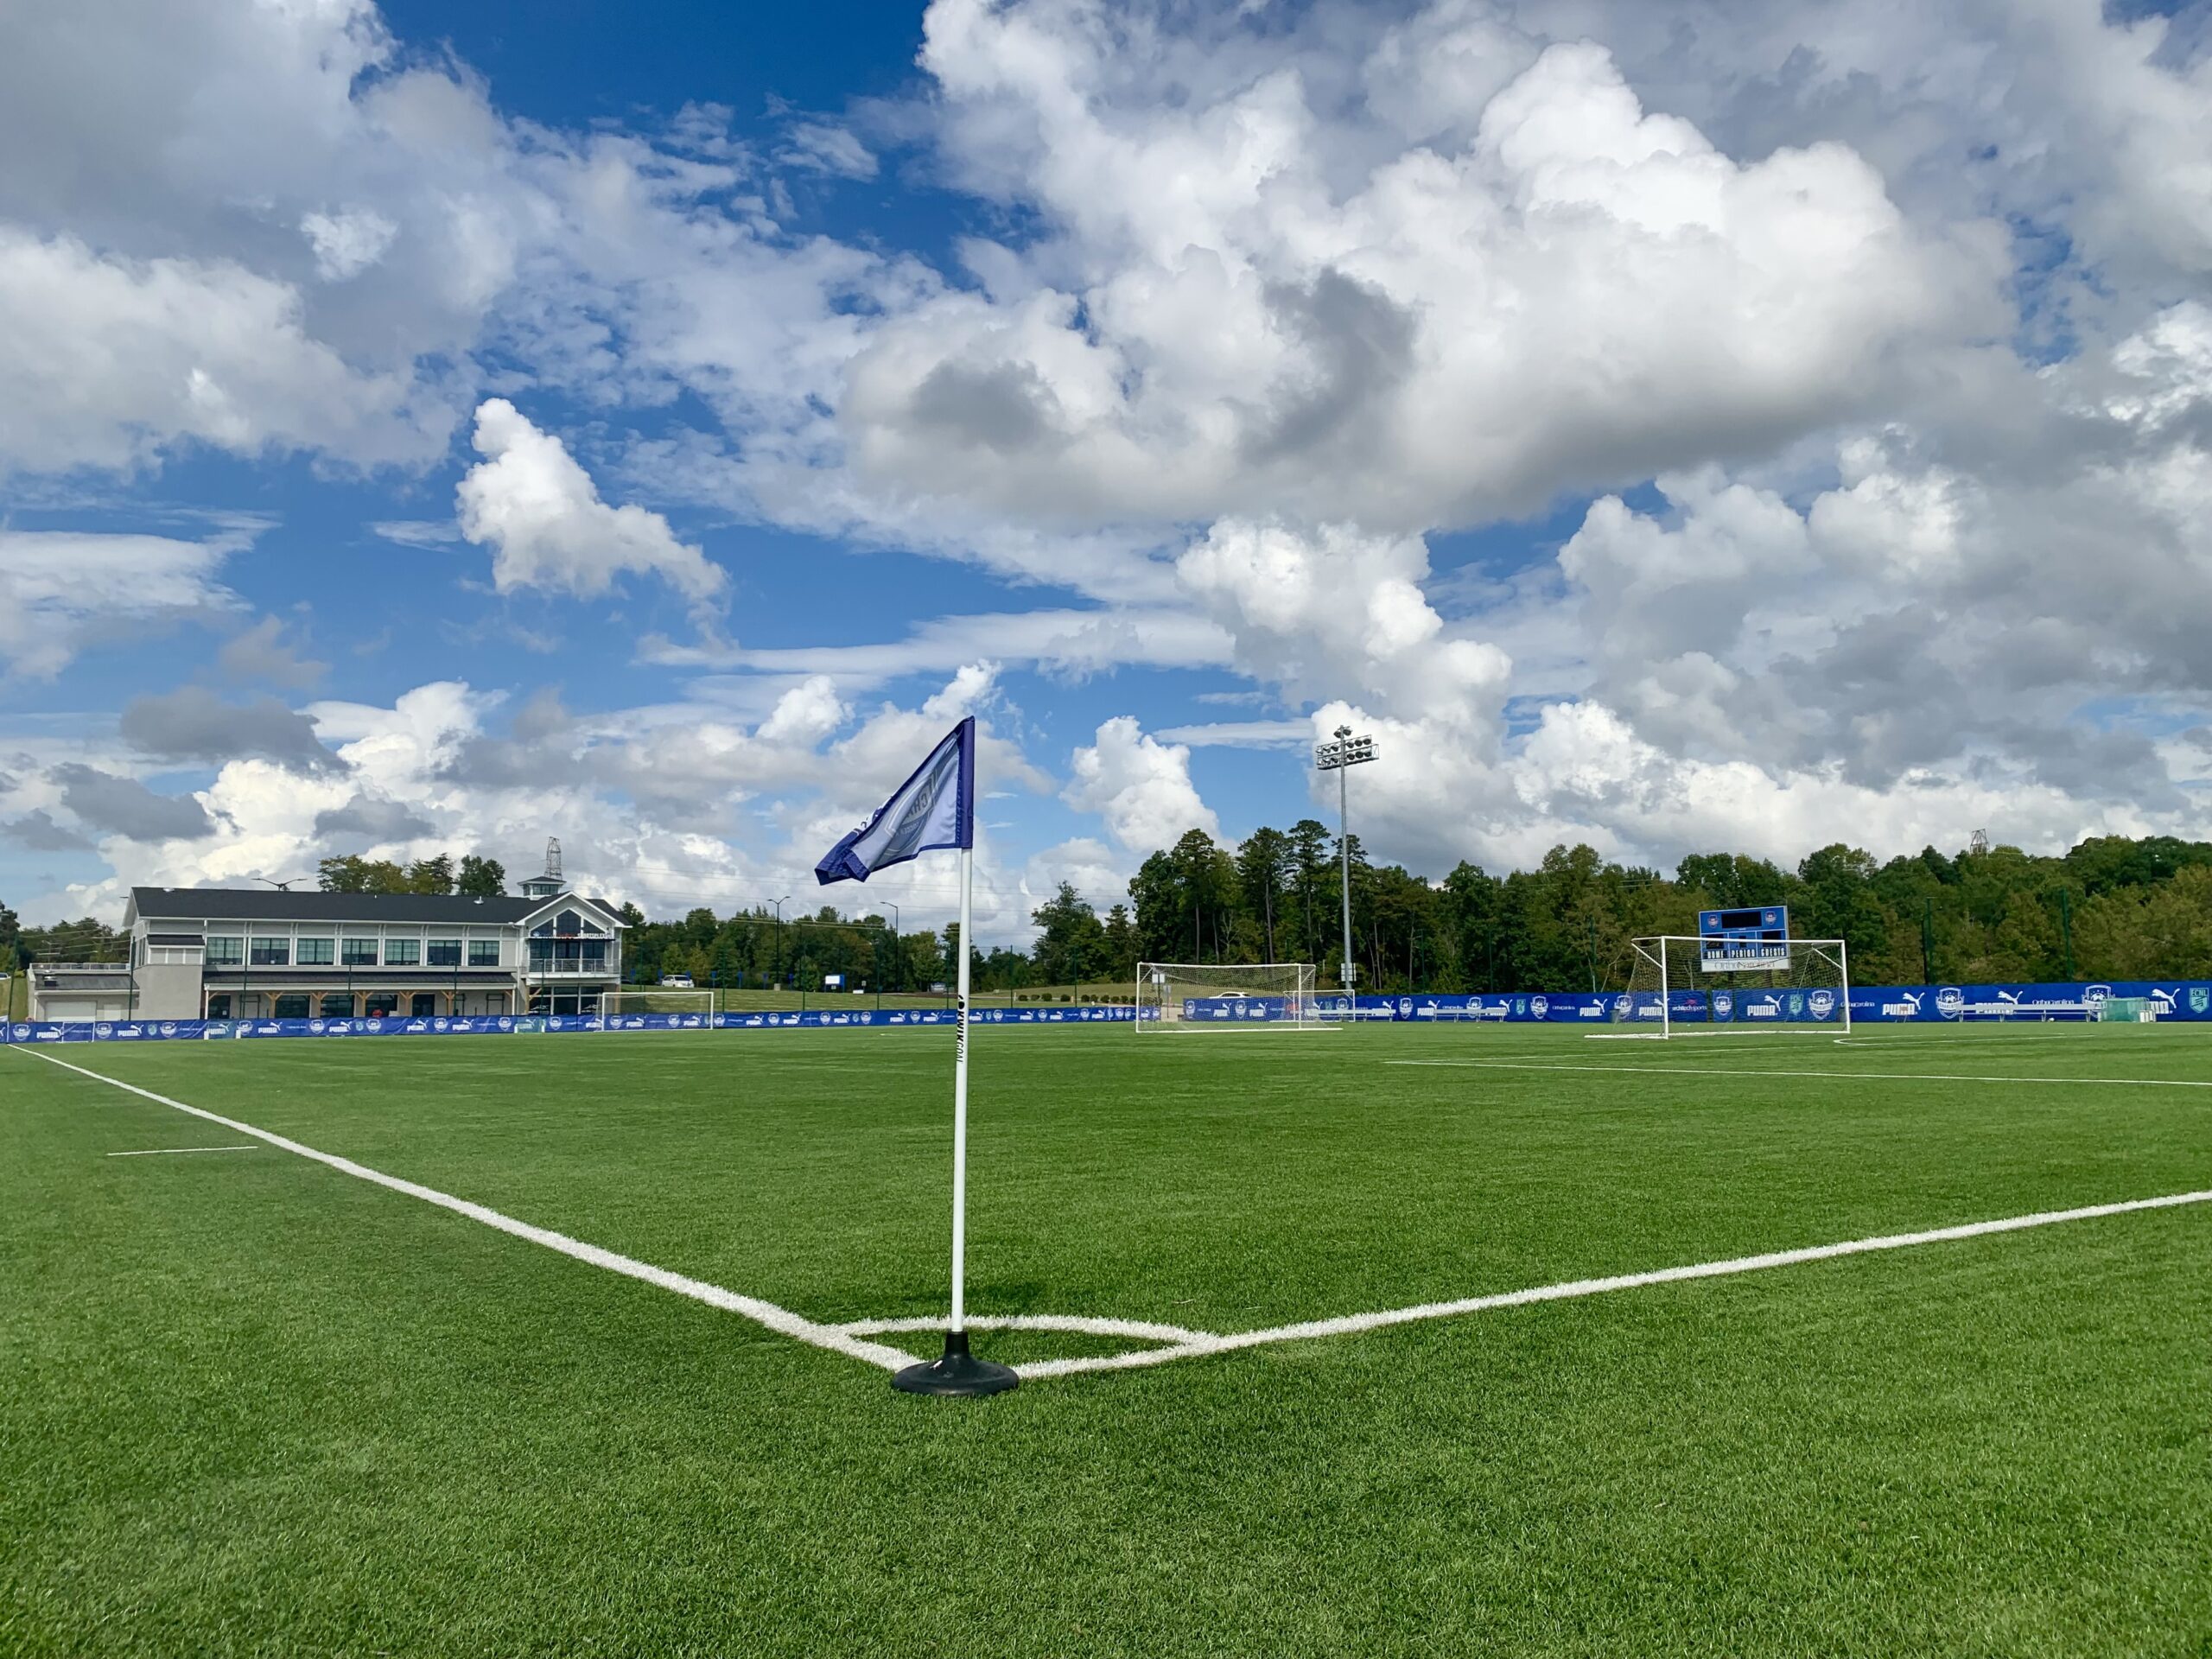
[78,885,632,1021]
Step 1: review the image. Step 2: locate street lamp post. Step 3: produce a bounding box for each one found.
[1314,725,1377,1001]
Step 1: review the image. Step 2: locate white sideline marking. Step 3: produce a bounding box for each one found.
[1384,1058,2212,1089]
[1015,1188,2212,1379]
[107,1145,258,1156]
[16,1047,913,1375]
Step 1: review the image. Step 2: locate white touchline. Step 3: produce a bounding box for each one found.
[1013,1187,2212,1379]
[1383,1058,2212,1089]
[16,1047,912,1376]
[107,1145,260,1156]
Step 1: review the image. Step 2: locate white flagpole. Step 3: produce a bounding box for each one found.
[887,722,1014,1395]
[950,841,972,1335]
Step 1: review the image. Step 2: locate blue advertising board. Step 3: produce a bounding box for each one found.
[7,984,2207,1046]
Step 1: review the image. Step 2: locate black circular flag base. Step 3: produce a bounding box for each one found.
[892,1328,1019,1397]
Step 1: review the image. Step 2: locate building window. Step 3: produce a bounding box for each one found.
[342,937,378,966]
[410,993,437,1017]
[206,994,232,1019]
[528,939,553,970]
[207,937,244,967]
[250,938,289,966]
[365,992,399,1018]
[468,939,500,967]
[273,995,311,1020]
[385,938,420,966]
[556,908,582,934]
[320,993,353,1018]
[297,938,334,965]
[427,939,461,967]
[582,941,608,971]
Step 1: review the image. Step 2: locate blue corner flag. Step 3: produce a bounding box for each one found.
[815,717,976,885]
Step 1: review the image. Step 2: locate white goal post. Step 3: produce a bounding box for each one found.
[1136,963,1319,1030]
[1591,936,1852,1039]
[600,988,718,1027]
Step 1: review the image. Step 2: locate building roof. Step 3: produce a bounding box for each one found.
[128,887,628,927]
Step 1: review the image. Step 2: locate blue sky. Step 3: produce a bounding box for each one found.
[3,0,2208,935]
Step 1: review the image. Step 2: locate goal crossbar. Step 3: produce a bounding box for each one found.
[1588,937,1851,1039]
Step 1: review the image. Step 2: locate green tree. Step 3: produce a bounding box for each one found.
[1100,903,1137,985]
[456,855,506,896]
[404,854,455,895]
[1032,882,1109,986]
[1796,844,1886,962]
[1440,862,1502,989]
[1168,829,1239,961]
[1980,891,2063,982]
[1236,826,1292,961]
[1675,852,1792,908]
[317,854,370,892]
[1128,850,1181,966]
[317,855,410,893]
[1285,819,1334,965]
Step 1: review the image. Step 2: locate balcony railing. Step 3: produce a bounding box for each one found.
[525,958,616,977]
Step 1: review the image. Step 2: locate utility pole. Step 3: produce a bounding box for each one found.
[1314,726,1376,998]
[2059,888,2074,979]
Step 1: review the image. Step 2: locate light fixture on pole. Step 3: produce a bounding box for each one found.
[1313,725,1377,997]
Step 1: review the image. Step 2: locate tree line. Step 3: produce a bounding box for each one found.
[316,853,507,896]
[623,827,2212,996]
[1096,824,2212,992]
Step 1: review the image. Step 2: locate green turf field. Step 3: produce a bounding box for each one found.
[4,1023,2208,1656]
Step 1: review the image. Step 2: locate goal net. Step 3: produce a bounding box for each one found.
[1596,936,1851,1039]
[600,989,718,1028]
[1136,963,1319,1030]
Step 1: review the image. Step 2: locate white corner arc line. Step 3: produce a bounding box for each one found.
[16,1047,912,1375]
[835,1313,1215,1344]
[1382,1058,2212,1088]
[1012,1188,2212,1380]
[106,1145,260,1156]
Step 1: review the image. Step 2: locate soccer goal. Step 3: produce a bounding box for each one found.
[1136,963,1319,1030]
[1592,936,1851,1039]
[600,988,718,1027]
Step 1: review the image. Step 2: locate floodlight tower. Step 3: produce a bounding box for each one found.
[1314,724,1377,996]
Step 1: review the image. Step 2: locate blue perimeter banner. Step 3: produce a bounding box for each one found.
[2,1006,1143,1043]
[6,982,2209,1044]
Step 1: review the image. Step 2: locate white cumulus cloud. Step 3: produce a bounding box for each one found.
[455,398,727,608]
[1064,716,1218,851]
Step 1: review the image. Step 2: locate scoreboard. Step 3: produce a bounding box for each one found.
[1698,906,1789,971]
